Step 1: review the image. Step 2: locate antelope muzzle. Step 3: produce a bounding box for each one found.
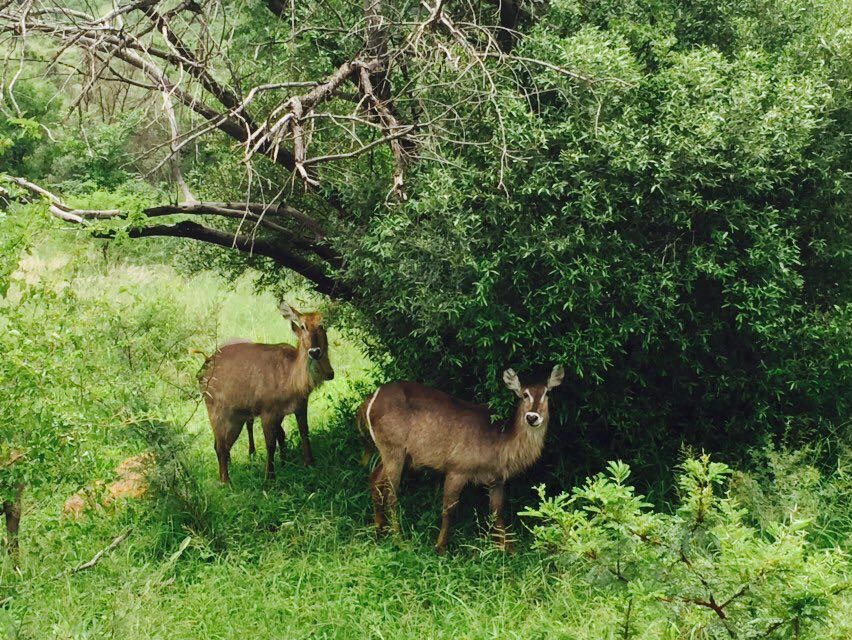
[525,412,543,427]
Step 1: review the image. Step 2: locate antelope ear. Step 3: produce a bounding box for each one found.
[279,302,306,332]
[547,364,565,389]
[279,301,300,321]
[503,368,523,397]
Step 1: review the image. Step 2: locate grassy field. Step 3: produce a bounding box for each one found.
[1,237,850,640]
[0,241,586,640]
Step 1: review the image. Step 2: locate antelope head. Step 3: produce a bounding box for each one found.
[503,364,564,428]
[280,302,335,381]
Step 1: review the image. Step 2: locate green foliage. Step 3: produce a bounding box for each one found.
[0,211,374,532]
[0,69,148,190]
[4,6,850,472]
[48,116,141,191]
[0,219,848,638]
[522,455,850,638]
[730,441,852,550]
[345,0,852,464]
[0,74,56,177]
[11,12,851,624]
[5,2,849,469]
[0,209,213,504]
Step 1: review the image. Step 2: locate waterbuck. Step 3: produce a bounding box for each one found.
[2,490,21,559]
[358,365,564,553]
[2,449,23,561]
[199,303,334,483]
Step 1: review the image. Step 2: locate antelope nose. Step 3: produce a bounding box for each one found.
[308,348,322,359]
[525,412,542,426]
[327,369,335,380]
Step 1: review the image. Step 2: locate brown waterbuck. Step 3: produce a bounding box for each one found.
[199,303,334,483]
[2,490,22,560]
[2,448,24,562]
[357,364,564,553]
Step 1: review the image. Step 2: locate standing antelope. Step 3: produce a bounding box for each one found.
[358,365,564,553]
[2,489,21,560]
[1,449,23,562]
[199,303,334,483]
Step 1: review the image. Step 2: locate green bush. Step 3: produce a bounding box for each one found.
[0,209,213,515]
[5,0,851,473]
[344,0,852,465]
[521,455,850,638]
[730,442,852,551]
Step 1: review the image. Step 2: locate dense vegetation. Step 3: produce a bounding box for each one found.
[0,1,850,637]
[1,223,849,638]
[2,0,850,468]
[362,0,852,459]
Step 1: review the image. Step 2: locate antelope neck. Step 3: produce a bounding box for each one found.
[290,341,321,396]
[495,404,548,478]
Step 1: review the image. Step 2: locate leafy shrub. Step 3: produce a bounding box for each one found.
[521,455,850,639]
[343,0,852,467]
[47,115,140,191]
[6,0,851,475]
[0,209,215,535]
[730,442,852,551]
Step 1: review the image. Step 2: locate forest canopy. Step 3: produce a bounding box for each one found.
[1,0,850,464]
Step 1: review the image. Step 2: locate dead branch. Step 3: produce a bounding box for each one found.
[71,528,133,574]
[4,175,343,289]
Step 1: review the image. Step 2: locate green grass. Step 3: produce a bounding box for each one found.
[1,244,583,640]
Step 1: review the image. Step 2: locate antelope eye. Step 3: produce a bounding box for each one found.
[523,390,532,400]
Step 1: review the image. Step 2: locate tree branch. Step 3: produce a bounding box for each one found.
[121,221,345,298]
[71,528,132,574]
[139,3,246,115]
[4,175,346,296]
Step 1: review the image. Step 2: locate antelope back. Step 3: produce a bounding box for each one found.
[364,365,564,483]
[200,342,300,415]
[362,381,508,483]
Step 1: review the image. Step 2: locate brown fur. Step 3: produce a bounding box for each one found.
[360,365,564,553]
[199,304,334,483]
[2,448,24,560]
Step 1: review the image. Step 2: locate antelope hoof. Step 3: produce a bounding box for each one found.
[435,544,447,556]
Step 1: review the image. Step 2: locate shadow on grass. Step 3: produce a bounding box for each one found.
[132,416,536,564]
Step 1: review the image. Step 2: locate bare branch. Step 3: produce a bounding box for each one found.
[4,174,342,275]
[72,528,133,574]
[358,66,409,199]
